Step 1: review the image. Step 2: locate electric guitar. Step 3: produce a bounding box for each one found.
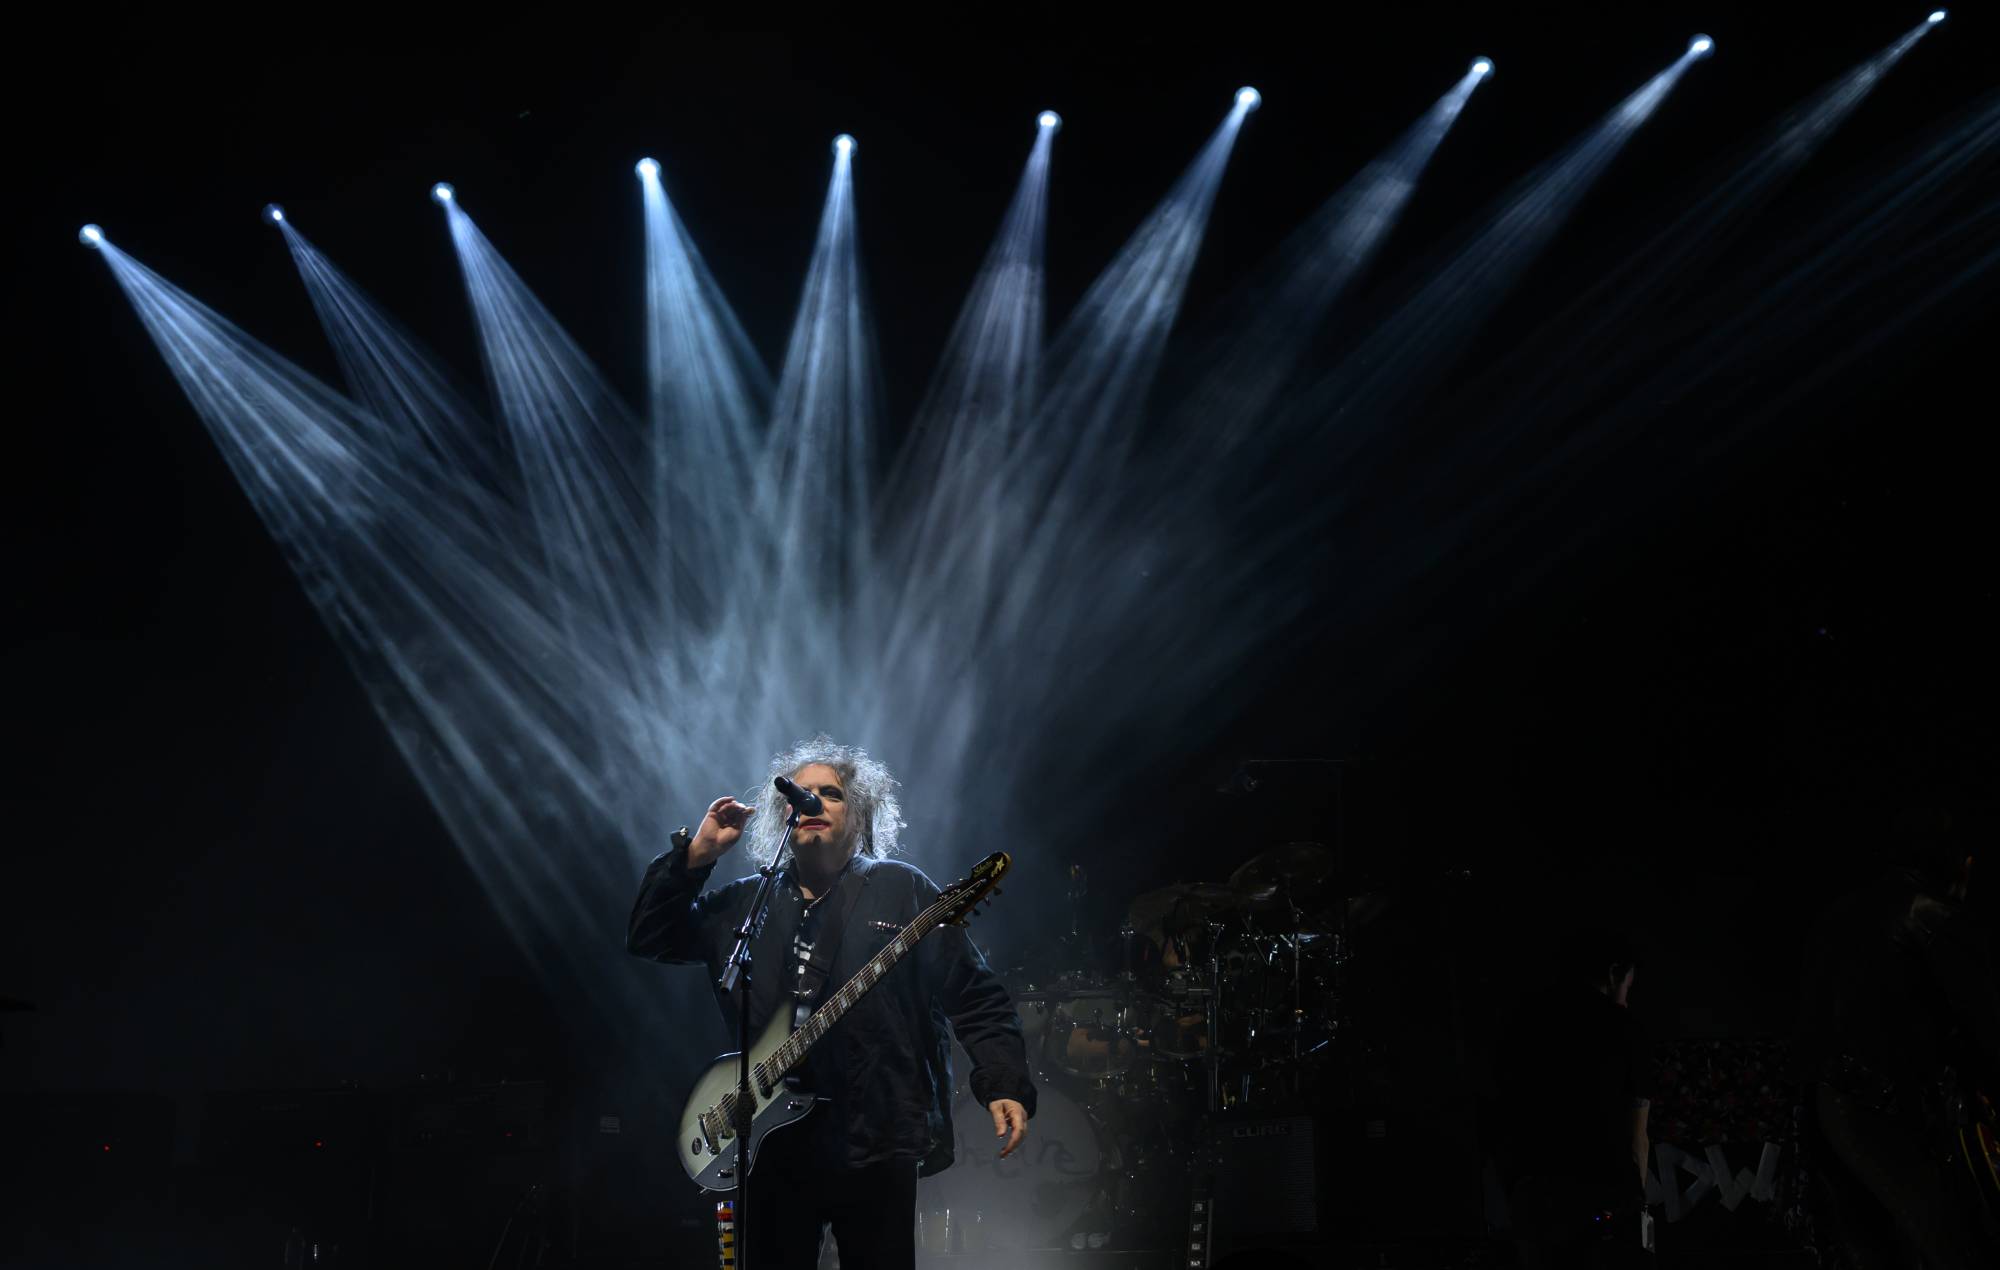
[1940,1065,2000,1225]
[676,851,1011,1189]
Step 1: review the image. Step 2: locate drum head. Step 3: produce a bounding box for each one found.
[915,1080,1101,1252]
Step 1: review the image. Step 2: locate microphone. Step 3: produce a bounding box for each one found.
[773,776,824,818]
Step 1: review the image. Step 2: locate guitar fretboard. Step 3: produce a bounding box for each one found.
[753,897,951,1091]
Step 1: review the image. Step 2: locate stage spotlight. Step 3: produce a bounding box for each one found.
[79,223,104,249]
[1472,57,1494,76]
[1038,110,1062,131]
[1236,86,1262,110]
[263,203,286,225]
[1927,9,1945,22]
[1689,34,1714,57]
[431,182,456,204]
[833,134,856,155]
[636,157,660,179]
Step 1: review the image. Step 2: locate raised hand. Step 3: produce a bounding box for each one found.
[688,795,755,869]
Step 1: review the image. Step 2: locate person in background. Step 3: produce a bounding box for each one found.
[1794,801,2000,1270]
[1493,927,1654,1269]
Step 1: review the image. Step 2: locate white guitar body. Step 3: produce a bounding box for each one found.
[678,1011,818,1192]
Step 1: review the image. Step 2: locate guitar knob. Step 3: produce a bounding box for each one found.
[691,1138,703,1153]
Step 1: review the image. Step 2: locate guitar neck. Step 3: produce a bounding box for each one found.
[759,900,949,1085]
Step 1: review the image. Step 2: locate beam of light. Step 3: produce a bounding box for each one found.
[79,224,104,247]
[1165,60,1493,467]
[834,133,857,156]
[1689,34,1715,58]
[635,156,660,179]
[1551,94,2000,457]
[1096,46,1724,750]
[1328,96,2000,714]
[78,239,672,1033]
[1929,9,1946,22]
[1212,107,1998,762]
[1016,88,1257,507]
[431,182,455,204]
[751,134,879,618]
[1258,39,1712,484]
[1472,58,1494,77]
[274,216,518,513]
[1423,15,1954,489]
[866,114,1056,775]
[948,91,1263,790]
[263,203,285,225]
[639,153,773,621]
[882,115,1052,570]
[1039,110,1062,131]
[437,197,669,779]
[1236,86,1262,112]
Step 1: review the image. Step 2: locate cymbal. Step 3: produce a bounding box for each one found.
[1229,842,1340,904]
[1128,881,1262,935]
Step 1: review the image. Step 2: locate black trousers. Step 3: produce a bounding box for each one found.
[742,1120,918,1270]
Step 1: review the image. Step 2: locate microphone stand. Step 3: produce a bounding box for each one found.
[717,803,801,1270]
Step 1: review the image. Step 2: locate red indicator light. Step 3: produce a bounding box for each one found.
[314,1140,324,1148]
[101,1144,111,1152]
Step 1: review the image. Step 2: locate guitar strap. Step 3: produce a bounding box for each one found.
[793,859,871,1009]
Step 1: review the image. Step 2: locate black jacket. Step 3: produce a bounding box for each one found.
[1493,986,1653,1209]
[626,846,1036,1175]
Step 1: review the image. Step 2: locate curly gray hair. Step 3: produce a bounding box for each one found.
[743,735,905,867]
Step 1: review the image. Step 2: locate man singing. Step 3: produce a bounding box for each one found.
[627,736,1035,1268]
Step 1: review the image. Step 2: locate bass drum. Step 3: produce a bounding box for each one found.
[915,1078,1102,1254]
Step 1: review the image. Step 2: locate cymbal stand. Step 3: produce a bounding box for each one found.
[1066,863,1088,942]
[1204,919,1225,1112]
[1285,891,1303,1099]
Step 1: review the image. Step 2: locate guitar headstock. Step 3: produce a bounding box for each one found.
[935,852,1011,926]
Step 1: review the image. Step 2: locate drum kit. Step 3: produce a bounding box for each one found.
[914,841,1374,1255]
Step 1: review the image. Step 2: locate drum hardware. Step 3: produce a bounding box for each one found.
[989,840,1373,1252]
[1066,862,1088,939]
[1204,919,1226,1113]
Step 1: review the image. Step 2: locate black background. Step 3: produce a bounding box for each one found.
[8,2,1995,1260]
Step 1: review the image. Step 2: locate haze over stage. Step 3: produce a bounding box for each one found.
[73,18,1993,1055]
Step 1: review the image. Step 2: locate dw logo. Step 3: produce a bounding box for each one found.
[1645,1141,1784,1222]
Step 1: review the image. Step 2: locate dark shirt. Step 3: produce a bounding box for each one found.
[625,846,1036,1175]
[1495,986,1652,1208]
[1794,867,2000,1107]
